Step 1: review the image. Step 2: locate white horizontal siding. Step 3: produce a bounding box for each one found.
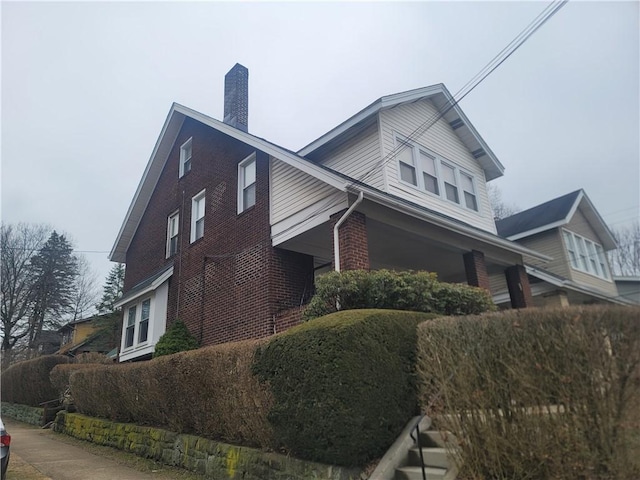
[270,157,341,225]
[380,99,496,233]
[318,122,385,190]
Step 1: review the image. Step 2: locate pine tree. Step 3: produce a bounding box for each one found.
[28,231,79,349]
[96,263,125,314]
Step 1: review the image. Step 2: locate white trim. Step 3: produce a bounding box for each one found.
[237,152,257,214]
[190,189,206,243]
[113,266,174,309]
[506,219,569,241]
[562,228,611,280]
[166,210,180,258]
[179,137,192,177]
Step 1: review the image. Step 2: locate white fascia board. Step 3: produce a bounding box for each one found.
[110,106,185,263]
[358,187,552,262]
[506,219,569,242]
[576,191,617,250]
[113,267,174,309]
[298,85,445,157]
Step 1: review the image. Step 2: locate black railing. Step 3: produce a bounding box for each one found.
[409,413,428,480]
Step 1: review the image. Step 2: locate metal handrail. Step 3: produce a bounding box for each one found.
[409,413,428,480]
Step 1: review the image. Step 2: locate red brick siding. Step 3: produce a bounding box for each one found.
[463,250,490,291]
[330,210,370,271]
[505,264,534,309]
[123,118,314,346]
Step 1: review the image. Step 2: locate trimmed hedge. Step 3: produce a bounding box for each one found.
[0,355,70,406]
[417,306,640,479]
[303,269,495,320]
[153,320,199,358]
[68,339,275,449]
[253,309,436,466]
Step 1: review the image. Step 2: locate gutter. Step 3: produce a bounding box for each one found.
[333,190,364,272]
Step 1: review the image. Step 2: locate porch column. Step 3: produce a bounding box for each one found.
[463,250,490,291]
[330,210,370,271]
[505,264,533,308]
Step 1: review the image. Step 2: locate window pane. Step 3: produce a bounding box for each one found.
[125,326,134,348]
[141,299,150,320]
[445,183,459,203]
[184,158,191,173]
[243,160,256,185]
[563,232,579,269]
[195,218,204,240]
[195,197,205,219]
[460,173,474,193]
[586,241,599,275]
[139,320,148,343]
[596,245,609,279]
[464,191,478,211]
[442,164,456,185]
[127,306,136,326]
[420,152,437,176]
[399,162,417,185]
[397,141,414,166]
[423,173,439,195]
[576,237,589,271]
[243,183,256,209]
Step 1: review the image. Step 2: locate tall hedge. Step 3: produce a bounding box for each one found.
[253,309,436,466]
[303,269,495,320]
[68,339,275,448]
[417,306,640,479]
[1,355,70,406]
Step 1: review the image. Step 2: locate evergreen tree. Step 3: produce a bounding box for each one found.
[28,231,79,349]
[96,263,125,314]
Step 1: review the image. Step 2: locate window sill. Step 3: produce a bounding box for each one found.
[237,204,256,217]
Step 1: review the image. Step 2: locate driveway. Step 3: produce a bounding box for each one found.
[4,419,203,480]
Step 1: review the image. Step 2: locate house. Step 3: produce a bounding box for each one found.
[613,276,640,304]
[491,189,631,307]
[33,330,62,355]
[110,63,548,362]
[57,314,120,357]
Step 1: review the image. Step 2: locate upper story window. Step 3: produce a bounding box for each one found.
[179,137,193,177]
[191,190,206,243]
[238,153,256,213]
[395,136,479,212]
[166,211,179,258]
[562,229,610,280]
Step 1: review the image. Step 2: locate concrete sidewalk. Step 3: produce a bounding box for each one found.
[4,418,187,480]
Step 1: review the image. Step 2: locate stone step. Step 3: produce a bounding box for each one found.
[419,430,458,448]
[395,465,448,480]
[408,447,451,469]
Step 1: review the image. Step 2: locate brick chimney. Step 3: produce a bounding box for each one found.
[223,63,248,132]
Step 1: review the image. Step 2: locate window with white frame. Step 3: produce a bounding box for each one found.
[191,190,206,243]
[395,136,479,212]
[138,299,150,344]
[238,153,256,213]
[562,230,610,279]
[179,137,192,177]
[166,212,179,258]
[125,306,136,348]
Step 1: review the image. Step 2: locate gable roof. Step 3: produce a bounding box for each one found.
[297,84,505,181]
[495,189,617,250]
[110,100,549,266]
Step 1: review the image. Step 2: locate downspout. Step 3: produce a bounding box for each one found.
[333,190,364,272]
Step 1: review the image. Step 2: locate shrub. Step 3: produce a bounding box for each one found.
[1,355,70,406]
[417,305,640,479]
[253,309,437,466]
[303,269,494,320]
[153,320,199,358]
[69,339,275,448]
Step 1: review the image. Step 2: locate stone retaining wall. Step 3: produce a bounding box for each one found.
[54,411,362,480]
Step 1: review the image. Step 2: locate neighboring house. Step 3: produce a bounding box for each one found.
[110,63,548,362]
[492,189,630,307]
[614,276,640,304]
[57,314,120,357]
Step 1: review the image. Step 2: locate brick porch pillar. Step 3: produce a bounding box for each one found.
[505,264,533,308]
[463,250,490,291]
[330,210,370,271]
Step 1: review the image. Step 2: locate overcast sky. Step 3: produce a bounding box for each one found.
[2,1,639,289]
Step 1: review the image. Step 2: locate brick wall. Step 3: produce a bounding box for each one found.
[505,264,534,308]
[124,118,314,347]
[463,250,490,291]
[330,210,370,271]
